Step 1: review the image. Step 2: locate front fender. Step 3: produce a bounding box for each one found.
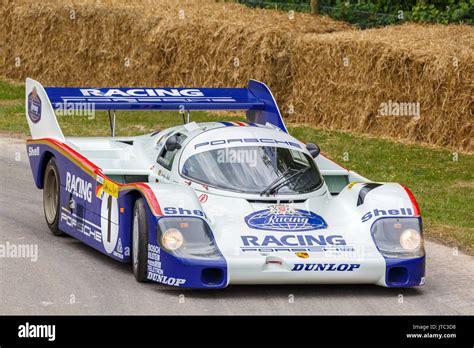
[143,183,227,288]
[339,182,424,287]
[337,182,420,223]
[146,182,206,219]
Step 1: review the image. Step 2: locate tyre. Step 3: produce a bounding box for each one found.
[43,158,64,236]
[132,198,149,282]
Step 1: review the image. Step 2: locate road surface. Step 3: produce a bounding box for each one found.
[0,136,472,315]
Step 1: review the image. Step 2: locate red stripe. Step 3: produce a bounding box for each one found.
[28,138,101,174]
[234,121,247,126]
[126,183,163,216]
[28,138,163,216]
[400,184,420,216]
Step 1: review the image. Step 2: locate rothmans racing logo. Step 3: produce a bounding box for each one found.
[240,234,351,253]
[27,87,42,124]
[245,205,327,232]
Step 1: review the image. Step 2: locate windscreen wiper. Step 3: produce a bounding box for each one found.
[260,167,295,196]
[266,167,310,196]
[260,167,309,196]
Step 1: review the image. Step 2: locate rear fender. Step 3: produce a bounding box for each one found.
[26,142,54,189]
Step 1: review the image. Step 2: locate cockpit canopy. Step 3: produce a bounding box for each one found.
[181,145,323,195]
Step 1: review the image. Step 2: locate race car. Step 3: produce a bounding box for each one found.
[25,78,425,288]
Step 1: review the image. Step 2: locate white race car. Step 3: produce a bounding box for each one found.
[25,78,425,288]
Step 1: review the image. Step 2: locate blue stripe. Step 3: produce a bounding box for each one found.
[219,121,234,127]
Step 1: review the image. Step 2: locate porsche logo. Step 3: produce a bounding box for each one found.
[295,252,309,259]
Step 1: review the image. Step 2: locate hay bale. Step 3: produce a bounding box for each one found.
[1,0,472,151]
[0,0,351,107]
[289,24,473,151]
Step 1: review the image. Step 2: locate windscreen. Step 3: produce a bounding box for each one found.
[181,146,323,194]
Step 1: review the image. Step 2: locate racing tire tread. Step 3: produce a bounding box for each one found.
[43,158,64,236]
[132,198,149,282]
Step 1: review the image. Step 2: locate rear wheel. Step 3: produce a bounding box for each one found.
[132,198,149,282]
[43,158,63,236]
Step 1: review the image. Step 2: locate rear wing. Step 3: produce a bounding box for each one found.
[25,78,287,141]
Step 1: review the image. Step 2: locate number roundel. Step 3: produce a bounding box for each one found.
[100,192,119,254]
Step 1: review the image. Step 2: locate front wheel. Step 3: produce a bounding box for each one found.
[132,198,149,282]
[43,158,64,236]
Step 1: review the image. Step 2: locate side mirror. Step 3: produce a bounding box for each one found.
[306,142,320,158]
[165,135,182,151]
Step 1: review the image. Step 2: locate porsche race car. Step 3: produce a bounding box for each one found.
[25,78,425,288]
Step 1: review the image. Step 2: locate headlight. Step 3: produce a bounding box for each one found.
[157,217,223,260]
[161,228,184,251]
[400,228,421,251]
[371,218,424,258]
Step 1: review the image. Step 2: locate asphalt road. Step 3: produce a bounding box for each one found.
[0,136,473,315]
